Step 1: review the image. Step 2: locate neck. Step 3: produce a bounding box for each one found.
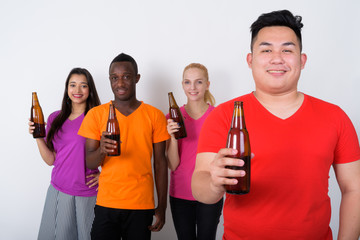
[254,89,300,105]
[185,100,209,120]
[113,97,141,116]
[69,102,86,120]
[253,89,304,119]
[71,102,86,115]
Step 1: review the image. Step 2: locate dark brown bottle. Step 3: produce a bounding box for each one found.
[168,92,187,139]
[225,101,251,194]
[106,101,120,156]
[30,92,46,138]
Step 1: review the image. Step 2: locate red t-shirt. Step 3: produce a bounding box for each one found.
[197,93,360,240]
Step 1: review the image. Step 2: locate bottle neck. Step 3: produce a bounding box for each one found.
[168,92,179,108]
[32,93,39,106]
[231,102,246,129]
[108,103,117,120]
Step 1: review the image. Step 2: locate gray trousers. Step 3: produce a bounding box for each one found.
[38,185,96,240]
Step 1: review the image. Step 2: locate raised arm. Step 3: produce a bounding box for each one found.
[29,120,55,166]
[166,119,180,171]
[191,149,245,204]
[333,159,360,240]
[85,132,117,169]
[149,141,168,232]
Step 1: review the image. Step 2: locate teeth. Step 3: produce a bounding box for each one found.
[268,70,285,73]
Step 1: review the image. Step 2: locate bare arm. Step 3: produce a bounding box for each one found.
[29,120,55,166]
[191,149,245,204]
[333,159,360,240]
[149,141,168,232]
[85,132,117,169]
[166,119,180,171]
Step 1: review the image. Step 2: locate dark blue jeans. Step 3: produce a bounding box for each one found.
[170,196,223,240]
[91,205,154,240]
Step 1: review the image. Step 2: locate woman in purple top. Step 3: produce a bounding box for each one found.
[28,68,101,240]
[166,63,223,240]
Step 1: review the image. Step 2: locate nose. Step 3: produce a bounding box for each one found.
[115,78,126,87]
[270,51,285,64]
[75,85,82,93]
[190,82,196,89]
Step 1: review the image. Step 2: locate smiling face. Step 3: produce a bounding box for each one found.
[182,67,209,102]
[247,26,307,95]
[67,74,89,105]
[109,61,140,102]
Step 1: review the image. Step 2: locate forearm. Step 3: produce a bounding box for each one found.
[192,170,224,204]
[155,158,168,210]
[35,138,55,166]
[338,190,360,240]
[86,148,105,169]
[166,138,180,171]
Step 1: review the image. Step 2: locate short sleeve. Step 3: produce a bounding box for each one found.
[333,107,360,164]
[152,108,170,143]
[78,108,102,141]
[197,102,233,154]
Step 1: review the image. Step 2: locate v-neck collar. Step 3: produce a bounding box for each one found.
[250,92,307,122]
[111,101,143,118]
[182,104,212,121]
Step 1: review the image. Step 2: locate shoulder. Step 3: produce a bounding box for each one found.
[213,95,246,114]
[48,110,61,122]
[141,102,166,116]
[305,94,344,115]
[85,102,110,117]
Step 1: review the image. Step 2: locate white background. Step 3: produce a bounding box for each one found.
[1,0,359,239]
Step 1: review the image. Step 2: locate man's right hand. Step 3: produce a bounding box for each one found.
[208,148,246,193]
[100,131,118,155]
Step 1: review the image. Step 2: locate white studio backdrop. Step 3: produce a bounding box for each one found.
[1,0,359,239]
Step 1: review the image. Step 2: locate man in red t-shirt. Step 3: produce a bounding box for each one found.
[192,10,360,240]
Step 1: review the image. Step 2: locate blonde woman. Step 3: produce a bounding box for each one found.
[166,63,223,240]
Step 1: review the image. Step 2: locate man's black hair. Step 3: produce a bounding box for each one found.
[109,53,138,74]
[250,10,304,51]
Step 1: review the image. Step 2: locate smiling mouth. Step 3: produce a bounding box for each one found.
[268,70,286,73]
[116,88,127,94]
[73,94,83,98]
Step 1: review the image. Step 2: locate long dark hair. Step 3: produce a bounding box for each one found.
[46,68,101,151]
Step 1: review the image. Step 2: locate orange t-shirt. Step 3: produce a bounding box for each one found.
[78,101,169,209]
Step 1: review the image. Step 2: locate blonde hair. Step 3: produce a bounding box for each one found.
[183,63,216,106]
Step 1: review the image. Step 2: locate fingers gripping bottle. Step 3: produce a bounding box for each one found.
[106,101,121,156]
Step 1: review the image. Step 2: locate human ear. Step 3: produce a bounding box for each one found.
[246,53,253,69]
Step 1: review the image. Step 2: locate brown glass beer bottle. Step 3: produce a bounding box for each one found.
[225,101,251,194]
[106,101,121,156]
[168,92,187,139]
[30,92,46,138]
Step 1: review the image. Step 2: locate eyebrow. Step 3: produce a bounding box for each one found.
[184,78,204,81]
[109,71,132,76]
[69,81,88,84]
[259,41,296,47]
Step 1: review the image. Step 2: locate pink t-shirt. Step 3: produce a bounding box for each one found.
[47,111,99,197]
[167,104,214,200]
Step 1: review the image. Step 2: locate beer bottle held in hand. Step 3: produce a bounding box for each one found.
[106,101,120,156]
[168,92,187,139]
[30,92,46,138]
[225,101,251,194]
